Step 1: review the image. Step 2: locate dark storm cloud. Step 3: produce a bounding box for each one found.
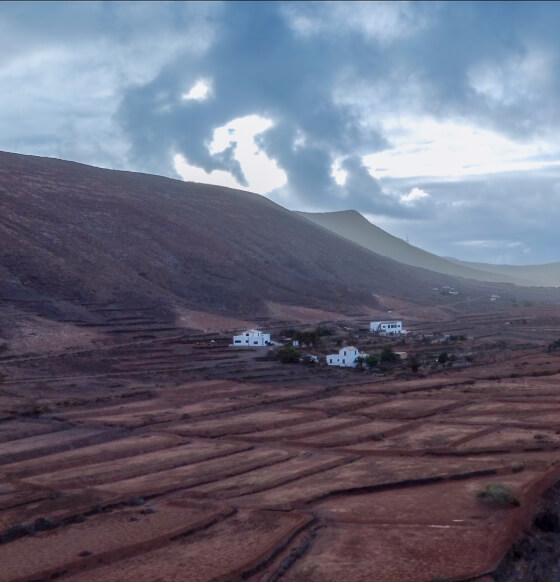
[116,1,400,210]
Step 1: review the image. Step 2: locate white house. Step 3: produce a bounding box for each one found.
[232,329,271,347]
[370,320,406,335]
[326,346,368,367]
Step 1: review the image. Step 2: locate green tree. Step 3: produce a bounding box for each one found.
[354,356,366,369]
[365,354,379,368]
[276,346,301,363]
[438,352,449,364]
[380,346,400,363]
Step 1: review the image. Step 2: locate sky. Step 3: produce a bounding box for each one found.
[2,1,560,265]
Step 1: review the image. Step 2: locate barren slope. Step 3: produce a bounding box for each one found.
[0,151,517,325]
[448,258,560,288]
[299,210,536,286]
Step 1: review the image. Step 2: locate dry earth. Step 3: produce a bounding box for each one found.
[1,299,560,581]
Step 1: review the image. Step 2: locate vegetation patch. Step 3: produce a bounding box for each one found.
[476,484,520,508]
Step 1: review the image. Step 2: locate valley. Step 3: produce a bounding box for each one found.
[2,298,560,581]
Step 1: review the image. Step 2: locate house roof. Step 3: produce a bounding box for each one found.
[344,346,358,351]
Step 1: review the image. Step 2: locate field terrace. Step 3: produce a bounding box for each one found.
[1,303,560,580]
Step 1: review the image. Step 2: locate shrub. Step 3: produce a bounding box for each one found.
[476,484,520,508]
[380,346,400,363]
[437,352,449,364]
[294,330,320,347]
[548,338,560,351]
[365,354,379,368]
[279,328,297,338]
[533,510,560,533]
[276,346,301,363]
[408,355,420,373]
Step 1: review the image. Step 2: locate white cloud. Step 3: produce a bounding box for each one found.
[282,1,428,44]
[401,187,429,203]
[182,79,212,101]
[468,47,553,106]
[174,154,244,190]
[362,116,560,180]
[175,114,287,195]
[331,158,348,186]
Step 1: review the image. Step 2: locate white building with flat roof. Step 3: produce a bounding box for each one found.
[370,320,405,335]
[326,346,367,367]
[232,329,271,347]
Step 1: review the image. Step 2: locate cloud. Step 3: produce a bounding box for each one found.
[182,79,212,101]
[0,2,218,169]
[3,2,560,263]
[174,114,287,194]
[401,188,430,204]
[280,1,430,44]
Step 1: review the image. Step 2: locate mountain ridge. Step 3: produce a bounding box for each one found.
[299,210,557,287]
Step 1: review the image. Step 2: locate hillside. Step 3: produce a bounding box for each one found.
[447,258,560,288]
[0,151,557,333]
[299,210,541,286]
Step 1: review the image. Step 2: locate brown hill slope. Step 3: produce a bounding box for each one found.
[0,151,556,326]
[446,258,560,288]
[298,210,537,286]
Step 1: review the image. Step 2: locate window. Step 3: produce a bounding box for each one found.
[234,340,241,344]
[329,359,332,364]
[344,351,347,356]
[253,341,258,345]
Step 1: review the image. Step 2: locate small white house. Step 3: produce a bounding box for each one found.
[232,329,271,347]
[326,346,368,367]
[370,320,406,335]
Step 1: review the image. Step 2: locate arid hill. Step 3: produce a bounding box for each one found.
[0,151,558,330]
[447,257,560,288]
[299,210,556,287]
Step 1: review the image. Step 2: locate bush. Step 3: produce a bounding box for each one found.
[476,484,520,508]
[437,352,449,364]
[533,510,560,533]
[279,328,297,338]
[408,355,420,372]
[548,338,560,351]
[276,346,301,363]
[365,354,379,368]
[294,330,320,347]
[380,346,400,363]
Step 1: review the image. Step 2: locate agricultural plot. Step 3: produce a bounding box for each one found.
[2,305,560,580]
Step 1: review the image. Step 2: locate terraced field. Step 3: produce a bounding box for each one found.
[2,303,560,581]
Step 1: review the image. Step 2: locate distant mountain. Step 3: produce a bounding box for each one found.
[298,210,540,287]
[446,258,560,288]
